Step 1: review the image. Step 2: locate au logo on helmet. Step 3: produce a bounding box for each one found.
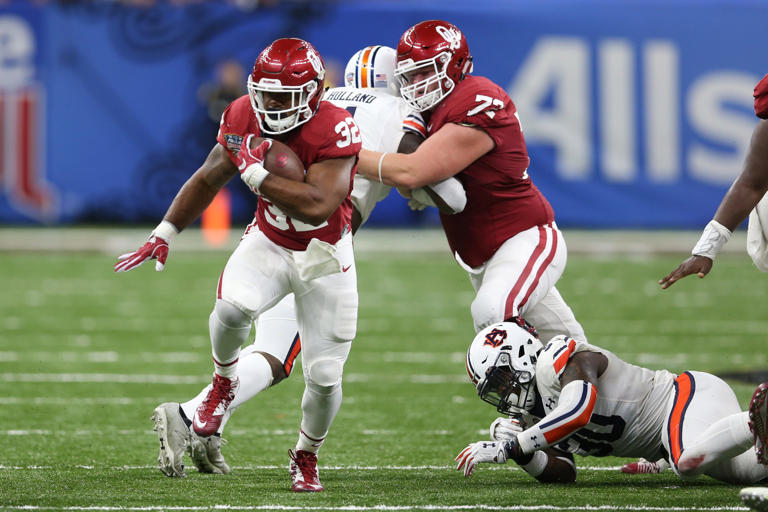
[435,25,462,50]
[483,328,507,348]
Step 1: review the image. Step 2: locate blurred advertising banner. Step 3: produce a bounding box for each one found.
[0,1,764,228]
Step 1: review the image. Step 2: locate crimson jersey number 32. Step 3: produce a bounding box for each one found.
[335,117,361,148]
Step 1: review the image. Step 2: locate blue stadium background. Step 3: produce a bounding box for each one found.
[1,0,765,228]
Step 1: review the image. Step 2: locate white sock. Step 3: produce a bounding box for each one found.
[296,382,342,454]
[209,301,252,378]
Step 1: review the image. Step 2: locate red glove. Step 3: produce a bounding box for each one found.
[237,134,272,192]
[114,221,177,272]
[754,73,768,119]
[114,235,169,272]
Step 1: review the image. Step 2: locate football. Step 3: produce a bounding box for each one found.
[250,136,305,182]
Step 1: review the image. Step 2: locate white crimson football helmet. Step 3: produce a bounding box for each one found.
[344,45,399,95]
[466,319,543,414]
[394,20,473,112]
[247,38,326,135]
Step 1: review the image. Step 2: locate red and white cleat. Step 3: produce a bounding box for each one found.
[192,374,239,437]
[621,458,668,474]
[749,382,768,466]
[289,449,324,492]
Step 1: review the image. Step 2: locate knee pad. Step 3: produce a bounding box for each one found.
[306,357,344,388]
[212,300,252,329]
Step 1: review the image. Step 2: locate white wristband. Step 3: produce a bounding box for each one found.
[691,220,732,260]
[241,162,270,193]
[377,152,388,183]
[152,220,178,242]
[520,450,549,477]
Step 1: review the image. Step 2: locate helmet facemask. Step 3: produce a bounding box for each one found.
[477,350,535,414]
[247,75,320,135]
[395,52,454,112]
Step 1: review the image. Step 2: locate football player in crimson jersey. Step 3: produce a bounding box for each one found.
[659,73,768,289]
[114,38,362,492]
[120,44,467,486]
[455,321,768,487]
[356,20,586,345]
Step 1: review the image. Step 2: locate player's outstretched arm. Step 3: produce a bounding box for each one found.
[660,120,768,288]
[114,144,238,273]
[358,123,494,189]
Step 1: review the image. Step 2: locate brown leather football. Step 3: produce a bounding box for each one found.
[250,136,305,182]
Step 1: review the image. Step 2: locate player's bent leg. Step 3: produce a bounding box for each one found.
[663,371,756,481]
[522,287,587,343]
[151,402,192,478]
[469,224,566,332]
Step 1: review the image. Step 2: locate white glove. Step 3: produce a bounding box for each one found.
[455,441,508,477]
[490,416,524,441]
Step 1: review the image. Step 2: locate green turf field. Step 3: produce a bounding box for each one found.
[1,246,767,510]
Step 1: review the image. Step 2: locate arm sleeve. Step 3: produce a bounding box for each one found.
[516,380,597,454]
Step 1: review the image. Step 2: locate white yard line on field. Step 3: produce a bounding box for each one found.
[0,372,470,384]
[0,504,750,511]
[0,463,632,471]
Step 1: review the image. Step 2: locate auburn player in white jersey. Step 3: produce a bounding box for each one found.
[356,20,586,347]
[140,45,466,483]
[455,321,768,485]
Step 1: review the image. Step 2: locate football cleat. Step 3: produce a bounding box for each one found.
[741,487,768,512]
[151,402,192,478]
[189,433,231,475]
[620,458,669,474]
[749,382,768,466]
[193,374,239,437]
[289,449,324,492]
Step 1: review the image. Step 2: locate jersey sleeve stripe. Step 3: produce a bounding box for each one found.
[667,371,696,466]
[553,338,576,376]
[402,119,427,137]
[538,381,597,445]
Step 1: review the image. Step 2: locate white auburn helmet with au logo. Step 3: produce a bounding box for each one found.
[465,319,543,414]
[344,45,399,96]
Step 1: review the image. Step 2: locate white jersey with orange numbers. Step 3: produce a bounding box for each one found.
[534,335,676,459]
[322,87,425,224]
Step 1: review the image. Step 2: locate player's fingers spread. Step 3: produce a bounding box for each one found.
[455,446,471,461]
[117,251,136,262]
[114,255,141,272]
[117,254,146,272]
